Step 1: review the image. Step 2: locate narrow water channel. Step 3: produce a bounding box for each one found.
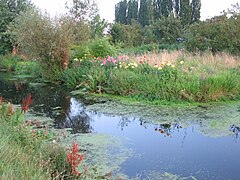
[0,73,240,179]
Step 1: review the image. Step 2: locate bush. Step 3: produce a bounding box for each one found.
[88,38,117,58]
[71,38,117,60]
[15,61,41,77]
[185,14,240,54]
[0,54,23,71]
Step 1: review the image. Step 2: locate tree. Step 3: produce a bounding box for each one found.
[174,0,180,17]
[161,0,173,17]
[191,0,201,23]
[110,23,125,44]
[139,0,153,26]
[66,0,98,22]
[110,21,142,47]
[185,14,240,54]
[180,0,191,25]
[153,14,182,43]
[9,9,75,79]
[115,0,128,24]
[228,2,240,15]
[90,15,108,38]
[0,0,31,55]
[127,0,138,24]
[153,0,161,20]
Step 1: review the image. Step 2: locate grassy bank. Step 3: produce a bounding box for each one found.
[0,97,80,179]
[62,51,240,103]
[1,50,239,104]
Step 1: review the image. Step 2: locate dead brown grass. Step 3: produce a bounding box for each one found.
[130,50,240,72]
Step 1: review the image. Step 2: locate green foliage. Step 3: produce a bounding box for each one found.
[72,20,91,44]
[127,0,139,24]
[0,0,31,55]
[88,38,117,58]
[139,0,153,26]
[61,56,240,103]
[15,61,41,77]
[180,0,191,25]
[153,14,183,44]
[120,44,159,55]
[191,0,201,23]
[115,0,128,24]
[185,14,240,54]
[153,0,173,19]
[9,9,76,80]
[0,100,70,179]
[66,0,98,22]
[0,54,23,71]
[110,22,142,47]
[90,15,108,38]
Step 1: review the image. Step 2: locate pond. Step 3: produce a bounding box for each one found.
[0,72,240,179]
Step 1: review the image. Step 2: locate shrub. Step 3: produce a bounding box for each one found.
[71,38,117,61]
[185,14,240,54]
[0,54,23,71]
[15,61,41,77]
[88,38,117,58]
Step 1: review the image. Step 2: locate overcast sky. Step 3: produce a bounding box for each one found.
[32,0,240,22]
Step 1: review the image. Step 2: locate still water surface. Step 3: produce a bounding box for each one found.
[0,73,239,179]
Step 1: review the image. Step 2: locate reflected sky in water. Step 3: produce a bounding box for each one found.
[1,74,240,180]
[55,97,240,180]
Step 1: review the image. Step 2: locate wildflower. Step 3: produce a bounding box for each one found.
[111,58,117,64]
[167,62,171,66]
[67,142,85,177]
[158,67,163,70]
[21,94,32,113]
[171,65,175,68]
[118,55,123,60]
[154,64,158,68]
[161,62,166,66]
[180,61,184,64]
[101,59,107,66]
[139,60,143,64]
[119,65,122,68]
[73,58,79,61]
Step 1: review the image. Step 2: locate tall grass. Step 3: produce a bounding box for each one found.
[0,128,50,180]
[0,99,68,179]
[62,51,240,103]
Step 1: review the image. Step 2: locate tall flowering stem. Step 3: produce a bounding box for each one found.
[67,142,85,177]
[20,94,32,113]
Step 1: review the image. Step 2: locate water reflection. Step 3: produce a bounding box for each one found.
[230,125,239,142]
[1,73,240,179]
[54,98,93,134]
[154,123,182,137]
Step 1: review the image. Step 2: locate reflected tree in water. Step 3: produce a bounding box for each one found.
[230,125,239,142]
[154,123,182,137]
[54,98,93,134]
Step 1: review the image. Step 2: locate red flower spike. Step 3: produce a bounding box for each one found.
[67,142,85,177]
[20,94,32,113]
